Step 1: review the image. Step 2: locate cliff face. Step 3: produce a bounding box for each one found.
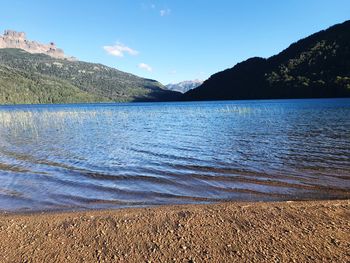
[0,30,75,61]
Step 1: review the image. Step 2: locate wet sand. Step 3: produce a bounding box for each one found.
[0,200,349,262]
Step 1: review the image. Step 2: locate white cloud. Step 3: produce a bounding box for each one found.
[160,8,171,16]
[103,42,139,57]
[138,63,153,72]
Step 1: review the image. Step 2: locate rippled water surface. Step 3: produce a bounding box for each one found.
[0,99,349,212]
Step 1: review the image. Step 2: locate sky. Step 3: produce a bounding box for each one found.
[0,0,350,84]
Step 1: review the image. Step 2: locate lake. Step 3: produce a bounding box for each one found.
[0,98,349,212]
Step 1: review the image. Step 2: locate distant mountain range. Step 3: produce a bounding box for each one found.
[1,20,350,105]
[0,31,180,104]
[184,20,350,101]
[165,80,203,93]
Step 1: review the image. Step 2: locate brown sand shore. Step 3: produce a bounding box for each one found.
[0,200,349,263]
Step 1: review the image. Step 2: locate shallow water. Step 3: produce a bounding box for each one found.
[0,98,349,212]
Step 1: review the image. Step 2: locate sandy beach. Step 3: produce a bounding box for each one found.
[0,200,349,262]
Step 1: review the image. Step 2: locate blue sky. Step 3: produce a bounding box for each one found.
[1,0,349,84]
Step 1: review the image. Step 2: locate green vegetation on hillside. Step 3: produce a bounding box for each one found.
[184,20,350,100]
[0,65,104,104]
[0,49,179,105]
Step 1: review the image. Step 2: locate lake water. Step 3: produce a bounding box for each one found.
[0,99,349,212]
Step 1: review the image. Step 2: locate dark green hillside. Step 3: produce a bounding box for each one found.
[0,64,104,104]
[184,20,350,100]
[0,49,180,104]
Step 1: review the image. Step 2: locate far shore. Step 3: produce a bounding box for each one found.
[0,199,349,262]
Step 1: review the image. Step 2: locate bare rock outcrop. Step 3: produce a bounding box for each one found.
[0,30,76,61]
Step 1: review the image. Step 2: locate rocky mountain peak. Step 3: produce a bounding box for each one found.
[4,30,26,40]
[0,30,76,61]
[166,79,203,93]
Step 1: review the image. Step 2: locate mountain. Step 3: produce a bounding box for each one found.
[183,20,350,101]
[0,30,76,61]
[0,31,180,104]
[0,62,103,104]
[166,80,203,93]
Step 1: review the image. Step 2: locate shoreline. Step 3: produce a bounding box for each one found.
[0,199,349,262]
[1,197,349,216]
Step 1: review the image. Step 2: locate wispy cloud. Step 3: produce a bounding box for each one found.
[160,8,171,16]
[103,42,139,57]
[138,63,153,72]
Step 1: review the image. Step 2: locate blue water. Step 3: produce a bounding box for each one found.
[0,98,349,212]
